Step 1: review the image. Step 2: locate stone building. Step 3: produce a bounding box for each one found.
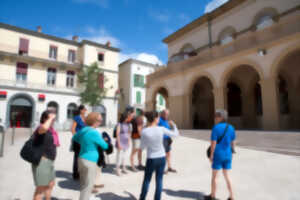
[0,23,120,130]
[145,0,300,130]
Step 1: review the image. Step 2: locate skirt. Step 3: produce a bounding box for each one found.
[32,157,55,186]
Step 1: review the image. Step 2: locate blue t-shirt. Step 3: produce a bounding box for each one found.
[74,115,86,132]
[211,122,236,161]
[158,117,171,139]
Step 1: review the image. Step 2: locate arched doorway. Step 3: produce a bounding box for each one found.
[225,65,263,129]
[67,103,77,120]
[154,87,168,112]
[47,101,59,120]
[191,77,214,129]
[276,49,300,130]
[8,94,34,128]
[93,105,106,127]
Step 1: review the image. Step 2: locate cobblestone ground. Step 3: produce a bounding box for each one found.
[0,128,300,200]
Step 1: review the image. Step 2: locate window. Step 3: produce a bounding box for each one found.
[66,71,75,88]
[134,74,144,87]
[49,45,58,59]
[19,38,29,55]
[67,103,77,119]
[98,53,104,62]
[68,50,76,63]
[47,68,56,86]
[220,35,234,45]
[98,73,104,89]
[16,62,28,82]
[136,91,142,104]
[256,15,274,30]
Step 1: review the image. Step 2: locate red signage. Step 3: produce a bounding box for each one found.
[0,91,7,98]
[38,94,45,101]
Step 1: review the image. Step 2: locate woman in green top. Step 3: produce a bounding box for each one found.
[72,112,108,200]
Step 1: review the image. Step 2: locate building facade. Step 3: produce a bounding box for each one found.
[118,59,164,115]
[0,23,120,130]
[146,0,300,130]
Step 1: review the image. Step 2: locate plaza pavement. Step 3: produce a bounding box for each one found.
[0,128,300,200]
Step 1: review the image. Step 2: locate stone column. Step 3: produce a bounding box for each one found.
[168,95,185,129]
[213,87,225,110]
[260,78,280,130]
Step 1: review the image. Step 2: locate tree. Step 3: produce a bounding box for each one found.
[78,62,108,107]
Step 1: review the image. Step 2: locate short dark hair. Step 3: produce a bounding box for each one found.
[119,109,134,123]
[40,110,51,124]
[145,111,159,123]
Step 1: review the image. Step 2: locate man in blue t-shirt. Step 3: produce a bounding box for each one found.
[205,109,236,200]
[158,109,177,173]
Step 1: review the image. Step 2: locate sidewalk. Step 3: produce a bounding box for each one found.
[0,129,300,200]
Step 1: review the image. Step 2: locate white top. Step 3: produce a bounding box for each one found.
[140,125,179,159]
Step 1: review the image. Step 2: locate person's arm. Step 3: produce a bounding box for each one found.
[71,121,77,135]
[231,127,236,153]
[116,124,122,149]
[93,131,109,150]
[37,113,56,134]
[210,126,218,163]
[162,121,179,137]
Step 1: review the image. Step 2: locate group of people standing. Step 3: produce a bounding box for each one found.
[28,103,236,200]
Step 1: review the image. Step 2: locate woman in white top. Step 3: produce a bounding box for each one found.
[139,111,179,200]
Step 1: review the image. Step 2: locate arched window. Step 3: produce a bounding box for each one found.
[253,8,278,30]
[67,103,77,119]
[180,43,195,60]
[47,101,59,120]
[218,26,236,45]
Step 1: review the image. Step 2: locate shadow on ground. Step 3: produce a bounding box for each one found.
[96,191,137,200]
[56,170,80,191]
[163,189,205,199]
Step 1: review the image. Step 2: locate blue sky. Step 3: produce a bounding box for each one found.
[0,0,228,65]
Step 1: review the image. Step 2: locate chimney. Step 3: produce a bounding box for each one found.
[106,41,111,47]
[37,26,42,33]
[72,35,79,42]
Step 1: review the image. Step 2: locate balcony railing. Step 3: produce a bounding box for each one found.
[0,79,83,94]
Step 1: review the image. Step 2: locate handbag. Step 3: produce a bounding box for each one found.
[206,124,229,158]
[20,132,45,165]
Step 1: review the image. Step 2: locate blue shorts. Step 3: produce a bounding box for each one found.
[212,159,232,170]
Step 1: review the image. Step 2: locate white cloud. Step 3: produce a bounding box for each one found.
[204,0,229,13]
[119,53,163,65]
[73,0,109,8]
[84,27,121,47]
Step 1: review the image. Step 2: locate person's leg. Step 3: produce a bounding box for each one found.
[73,143,80,179]
[116,149,121,175]
[211,170,219,198]
[130,148,138,170]
[138,149,142,166]
[33,186,46,200]
[44,180,55,200]
[78,159,97,200]
[140,159,155,200]
[94,166,104,188]
[222,160,234,199]
[121,150,128,173]
[154,157,166,200]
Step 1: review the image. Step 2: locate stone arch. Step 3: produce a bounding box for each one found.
[190,76,215,129]
[186,71,217,95]
[252,7,279,26]
[67,103,77,119]
[220,59,265,87]
[152,86,169,112]
[222,62,264,129]
[6,93,35,128]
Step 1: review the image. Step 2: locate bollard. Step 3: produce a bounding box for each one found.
[0,125,5,157]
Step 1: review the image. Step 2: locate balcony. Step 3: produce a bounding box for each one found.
[0,79,83,95]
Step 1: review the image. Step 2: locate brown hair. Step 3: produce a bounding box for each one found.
[85,112,101,126]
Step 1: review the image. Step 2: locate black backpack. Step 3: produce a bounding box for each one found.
[113,125,117,138]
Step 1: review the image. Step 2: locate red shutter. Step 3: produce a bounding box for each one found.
[16,63,28,74]
[19,38,29,52]
[98,73,104,89]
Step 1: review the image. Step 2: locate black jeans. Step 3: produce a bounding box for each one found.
[72,142,81,179]
[140,157,166,200]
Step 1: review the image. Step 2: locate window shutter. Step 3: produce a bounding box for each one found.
[134,75,138,87]
[141,76,145,87]
[19,38,29,52]
[98,73,104,89]
[16,63,28,74]
[136,91,141,104]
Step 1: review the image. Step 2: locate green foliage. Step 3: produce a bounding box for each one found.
[78,62,107,107]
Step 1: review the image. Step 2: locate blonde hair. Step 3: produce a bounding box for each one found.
[85,112,101,126]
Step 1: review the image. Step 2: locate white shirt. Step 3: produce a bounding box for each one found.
[140,125,179,159]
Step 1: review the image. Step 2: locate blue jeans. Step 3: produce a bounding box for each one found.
[140,157,166,200]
